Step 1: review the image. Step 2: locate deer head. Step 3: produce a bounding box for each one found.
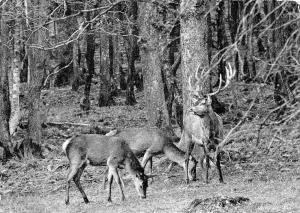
[187,62,236,116]
[133,172,148,199]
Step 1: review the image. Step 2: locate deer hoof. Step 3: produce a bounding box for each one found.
[84,197,89,204]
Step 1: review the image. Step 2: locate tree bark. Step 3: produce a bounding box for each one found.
[139,1,169,127]
[229,0,241,81]
[98,34,114,107]
[81,10,95,112]
[9,0,22,135]
[0,6,12,160]
[71,39,80,91]
[181,0,210,115]
[216,1,227,85]
[24,0,48,158]
[125,0,138,105]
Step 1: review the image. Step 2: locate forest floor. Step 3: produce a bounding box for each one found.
[1,83,299,213]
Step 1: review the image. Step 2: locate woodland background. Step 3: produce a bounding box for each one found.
[0,0,299,212]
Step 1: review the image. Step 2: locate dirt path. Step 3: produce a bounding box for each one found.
[2,168,300,213]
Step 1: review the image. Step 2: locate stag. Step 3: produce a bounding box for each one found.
[183,63,235,184]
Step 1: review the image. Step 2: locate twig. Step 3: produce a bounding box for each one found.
[42,60,73,87]
[217,86,261,152]
[46,121,91,127]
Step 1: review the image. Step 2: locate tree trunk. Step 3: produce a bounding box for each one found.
[98,34,114,107]
[139,1,169,127]
[211,0,227,114]
[24,0,48,158]
[267,1,286,111]
[125,0,138,105]
[9,0,22,135]
[24,0,31,84]
[71,40,80,91]
[164,16,180,127]
[166,55,181,125]
[229,0,241,81]
[0,7,12,160]
[240,1,256,82]
[108,35,114,80]
[81,10,95,112]
[181,0,210,115]
[268,0,277,61]
[216,1,227,85]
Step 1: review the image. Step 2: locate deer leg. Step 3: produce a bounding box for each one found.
[107,168,114,202]
[148,157,153,173]
[205,154,210,184]
[111,168,125,201]
[65,165,79,205]
[198,153,205,182]
[65,180,71,205]
[185,139,193,184]
[65,160,85,205]
[216,152,224,183]
[143,157,151,173]
[103,167,109,190]
[141,150,153,172]
[73,162,89,204]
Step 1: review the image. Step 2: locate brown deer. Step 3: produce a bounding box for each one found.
[62,134,148,205]
[183,63,235,184]
[105,127,197,181]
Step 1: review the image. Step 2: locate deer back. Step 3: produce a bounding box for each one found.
[64,134,130,167]
[117,128,168,155]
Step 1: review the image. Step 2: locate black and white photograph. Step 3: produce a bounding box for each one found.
[0,0,299,212]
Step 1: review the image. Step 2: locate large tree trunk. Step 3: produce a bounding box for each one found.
[9,0,22,136]
[181,0,210,115]
[24,0,48,158]
[139,2,169,127]
[0,7,12,160]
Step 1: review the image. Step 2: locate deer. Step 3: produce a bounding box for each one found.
[104,127,198,182]
[183,62,236,184]
[62,134,148,205]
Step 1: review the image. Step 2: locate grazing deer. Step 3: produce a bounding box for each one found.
[106,127,197,181]
[62,134,148,205]
[184,63,235,184]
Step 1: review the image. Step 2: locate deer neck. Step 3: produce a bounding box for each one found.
[124,154,144,177]
[163,144,185,168]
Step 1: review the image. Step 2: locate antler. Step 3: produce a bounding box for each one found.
[207,62,236,96]
[188,63,208,92]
